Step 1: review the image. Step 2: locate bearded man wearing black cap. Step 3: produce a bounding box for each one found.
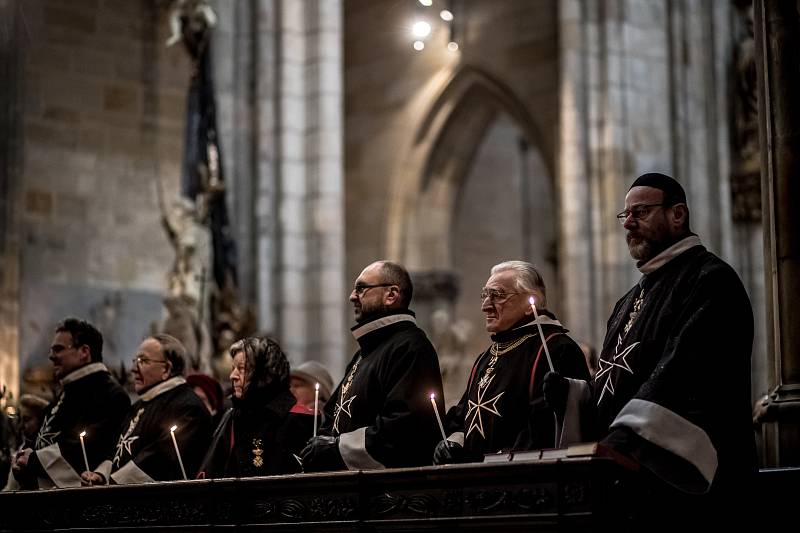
[545,173,755,520]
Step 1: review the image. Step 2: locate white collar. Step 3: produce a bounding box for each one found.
[637,235,703,275]
[61,362,108,385]
[138,376,186,402]
[351,313,416,341]
[515,315,564,330]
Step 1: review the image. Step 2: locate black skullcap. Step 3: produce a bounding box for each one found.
[629,172,686,205]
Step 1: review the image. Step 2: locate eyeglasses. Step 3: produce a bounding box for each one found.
[615,203,667,224]
[352,283,395,297]
[49,344,75,355]
[480,288,522,303]
[132,356,168,367]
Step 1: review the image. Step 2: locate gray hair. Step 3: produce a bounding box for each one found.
[490,261,547,308]
[150,333,186,377]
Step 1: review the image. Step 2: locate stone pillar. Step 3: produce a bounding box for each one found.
[558,0,603,349]
[0,0,22,403]
[558,0,672,348]
[276,0,345,375]
[752,0,800,467]
[558,0,739,352]
[213,0,345,376]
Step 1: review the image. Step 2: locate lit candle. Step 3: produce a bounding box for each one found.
[169,425,188,480]
[529,296,555,373]
[429,393,448,441]
[313,382,320,438]
[79,430,90,472]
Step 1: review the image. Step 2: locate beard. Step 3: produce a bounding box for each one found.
[354,301,389,323]
[626,232,672,263]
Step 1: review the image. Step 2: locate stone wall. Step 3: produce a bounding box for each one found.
[8,0,190,380]
[0,0,23,401]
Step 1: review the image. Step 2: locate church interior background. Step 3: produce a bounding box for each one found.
[0,0,794,471]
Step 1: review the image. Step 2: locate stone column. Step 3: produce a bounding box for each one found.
[558,0,739,353]
[0,0,23,403]
[752,0,800,467]
[558,0,673,348]
[276,0,345,375]
[213,0,345,376]
[558,0,602,348]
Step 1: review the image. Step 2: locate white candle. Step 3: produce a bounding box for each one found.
[529,296,555,373]
[79,430,90,472]
[313,382,320,438]
[429,393,448,441]
[169,425,188,480]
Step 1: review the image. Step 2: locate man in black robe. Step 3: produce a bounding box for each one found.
[301,261,444,471]
[9,318,129,489]
[545,173,756,520]
[82,334,212,484]
[434,261,589,464]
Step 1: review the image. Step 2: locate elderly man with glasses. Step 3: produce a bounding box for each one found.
[433,261,589,465]
[544,172,756,521]
[301,260,444,471]
[81,334,211,485]
[7,318,130,490]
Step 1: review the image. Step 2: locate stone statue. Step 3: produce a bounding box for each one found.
[161,294,213,375]
[158,198,214,374]
[159,0,247,381]
[731,2,761,222]
[210,275,256,363]
[165,0,217,48]
[734,4,758,169]
[161,197,212,304]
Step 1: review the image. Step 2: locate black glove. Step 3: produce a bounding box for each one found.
[11,449,40,490]
[543,371,569,418]
[432,439,468,465]
[300,435,347,472]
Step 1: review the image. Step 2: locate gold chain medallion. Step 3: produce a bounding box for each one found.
[252,438,264,468]
[623,288,645,337]
[479,334,536,389]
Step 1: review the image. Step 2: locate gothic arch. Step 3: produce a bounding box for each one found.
[386,65,554,270]
[415,65,553,182]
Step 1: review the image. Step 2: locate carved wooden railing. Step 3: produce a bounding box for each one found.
[0,458,624,531]
[0,459,795,531]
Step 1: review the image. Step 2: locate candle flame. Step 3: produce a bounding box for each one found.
[315,382,320,391]
[170,425,178,433]
[430,393,436,400]
[79,431,86,438]
[529,296,536,306]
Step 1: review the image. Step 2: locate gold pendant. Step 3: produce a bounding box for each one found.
[623,289,645,336]
[252,438,264,468]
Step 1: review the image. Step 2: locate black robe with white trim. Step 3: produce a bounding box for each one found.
[96,377,212,484]
[445,314,590,458]
[11,363,130,489]
[586,236,756,496]
[319,311,444,469]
